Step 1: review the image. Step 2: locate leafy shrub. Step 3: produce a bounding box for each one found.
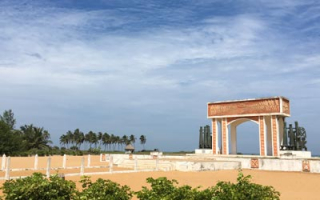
[70,146,79,151]
[211,171,280,200]
[135,177,212,200]
[19,152,29,157]
[88,148,101,155]
[0,171,279,200]
[78,176,133,200]
[1,173,77,200]
[136,171,280,200]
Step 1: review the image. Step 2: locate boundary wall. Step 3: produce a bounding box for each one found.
[1,154,320,181]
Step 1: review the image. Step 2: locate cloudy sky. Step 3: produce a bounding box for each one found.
[0,0,319,154]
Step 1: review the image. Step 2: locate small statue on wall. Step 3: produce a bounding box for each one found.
[199,125,212,149]
[281,121,307,151]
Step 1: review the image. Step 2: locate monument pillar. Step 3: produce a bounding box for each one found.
[211,119,219,154]
[259,116,267,156]
[221,118,228,155]
[271,115,280,156]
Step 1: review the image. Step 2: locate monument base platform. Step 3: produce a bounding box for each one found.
[279,150,311,158]
[195,149,213,154]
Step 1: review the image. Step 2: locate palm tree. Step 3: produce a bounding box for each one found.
[85,131,93,149]
[20,124,52,151]
[59,134,68,148]
[102,132,110,151]
[85,132,90,149]
[115,136,121,151]
[74,129,84,150]
[85,131,98,149]
[139,135,146,150]
[66,130,74,149]
[98,132,103,150]
[129,134,136,147]
[122,135,129,146]
[110,134,117,151]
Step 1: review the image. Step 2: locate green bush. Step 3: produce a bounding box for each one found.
[78,176,133,200]
[88,148,101,155]
[211,171,280,200]
[136,171,280,200]
[0,173,77,200]
[135,177,212,200]
[0,171,280,200]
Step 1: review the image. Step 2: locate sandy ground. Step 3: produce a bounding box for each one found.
[1,156,320,200]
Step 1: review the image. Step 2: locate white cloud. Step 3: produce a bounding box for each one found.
[0,0,319,152]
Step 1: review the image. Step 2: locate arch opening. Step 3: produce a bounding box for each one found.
[228,119,260,155]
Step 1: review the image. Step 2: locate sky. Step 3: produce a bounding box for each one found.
[0,0,319,154]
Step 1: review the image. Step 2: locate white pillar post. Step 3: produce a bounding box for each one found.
[155,156,159,171]
[134,156,138,171]
[46,157,51,178]
[109,155,113,173]
[1,154,6,171]
[87,154,91,167]
[80,157,85,175]
[63,154,67,169]
[100,153,102,162]
[34,154,38,170]
[5,157,10,180]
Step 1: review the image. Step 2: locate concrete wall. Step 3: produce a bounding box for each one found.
[259,159,302,171]
[105,153,320,173]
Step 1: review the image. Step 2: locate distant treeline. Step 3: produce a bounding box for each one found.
[0,109,146,156]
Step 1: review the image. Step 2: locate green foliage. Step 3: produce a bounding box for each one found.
[87,148,101,155]
[78,176,133,200]
[20,124,52,151]
[136,171,280,200]
[0,121,23,155]
[211,171,280,200]
[135,177,211,200]
[0,109,16,130]
[139,135,146,150]
[1,173,77,200]
[0,171,280,200]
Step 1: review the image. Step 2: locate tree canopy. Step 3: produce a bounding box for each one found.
[0,109,16,130]
[0,109,147,155]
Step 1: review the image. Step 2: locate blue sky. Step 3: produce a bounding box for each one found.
[0,0,319,153]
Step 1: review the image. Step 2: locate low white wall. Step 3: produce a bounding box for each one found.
[310,160,320,173]
[214,157,252,169]
[175,161,240,171]
[259,159,302,171]
[104,153,320,173]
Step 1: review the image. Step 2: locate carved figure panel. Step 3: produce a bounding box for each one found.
[208,98,280,117]
[251,158,259,169]
[302,160,310,172]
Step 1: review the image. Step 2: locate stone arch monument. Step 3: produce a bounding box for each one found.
[207,96,290,156]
